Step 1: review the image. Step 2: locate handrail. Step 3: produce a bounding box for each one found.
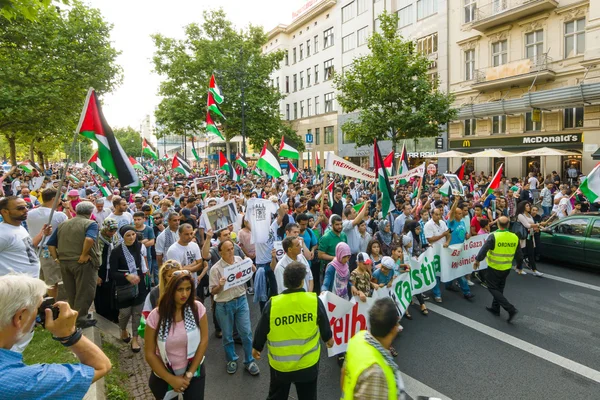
[473,55,552,83]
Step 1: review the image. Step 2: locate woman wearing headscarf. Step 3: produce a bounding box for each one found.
[374,219,394,257]
[94,218,120,323]
[110,224,150,352]
[321,242,354,300]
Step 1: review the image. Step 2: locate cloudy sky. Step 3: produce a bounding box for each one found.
[86,0,303,130]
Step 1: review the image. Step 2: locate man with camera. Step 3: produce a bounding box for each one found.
[0,274,111,398]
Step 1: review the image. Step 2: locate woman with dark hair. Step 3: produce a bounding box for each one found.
[405,221,425,257]
[110,224,150,352]
[286,197,295,215]
[366,239,383,268]
[94,218,120,323]
[374,220,394,257]
[145,272,209,399]
[515,201,543,277]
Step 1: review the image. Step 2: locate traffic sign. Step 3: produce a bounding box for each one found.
[435,138,443,149]
[305,133,313,143]
[427,163,437,176]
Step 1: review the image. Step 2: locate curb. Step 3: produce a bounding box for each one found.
[82,314,105,400]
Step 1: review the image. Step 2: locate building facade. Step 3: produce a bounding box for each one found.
[447,0,600,178]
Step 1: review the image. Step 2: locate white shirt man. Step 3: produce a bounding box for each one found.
[166,224,204,280]
[528,175,539,190]
[424,209,449,246]
[0,198,40,277]
[274,236,313,293]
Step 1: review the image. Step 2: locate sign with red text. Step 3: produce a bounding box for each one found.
[438,236,488,282]
[223,258,254,290]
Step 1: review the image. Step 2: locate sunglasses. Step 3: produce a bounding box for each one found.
[172,270,191,277]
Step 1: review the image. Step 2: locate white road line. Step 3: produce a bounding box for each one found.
[427,303,600,385]
[401,372,452,400]
[541,273,600,293]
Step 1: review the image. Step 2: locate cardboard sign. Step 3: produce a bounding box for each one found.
[443,173,465,196]
[222,258,254,290]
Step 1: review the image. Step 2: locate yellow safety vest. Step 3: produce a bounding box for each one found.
[267,291,320,372]
[486,230,519,271]
[342,330,397,400]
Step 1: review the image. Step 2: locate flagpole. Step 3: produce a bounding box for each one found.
[37,87,94,256]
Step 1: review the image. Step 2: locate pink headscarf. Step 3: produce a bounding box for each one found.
[331,242,351,278]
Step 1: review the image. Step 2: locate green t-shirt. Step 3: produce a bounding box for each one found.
[319,230,348,269]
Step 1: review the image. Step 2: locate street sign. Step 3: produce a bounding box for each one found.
[435,138,443,149]
[305,133,313,143]
[427,163,437,176]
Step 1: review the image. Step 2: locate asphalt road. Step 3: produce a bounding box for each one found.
[202,260,600,400]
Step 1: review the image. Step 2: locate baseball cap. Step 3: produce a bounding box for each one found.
[294,201,303,209]
[357,252,372,265]
[103,218,118,230]
[381,256,395,270]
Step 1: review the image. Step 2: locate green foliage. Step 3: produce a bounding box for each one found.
[333,11,456,150]
[113,126,142,159]
[0,1,122,164]
[0,0,68,21]
[152,9,301,153]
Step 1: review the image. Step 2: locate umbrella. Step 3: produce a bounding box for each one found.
[508,147,579,157]
[468,149,516,158]
[434,150,471,158]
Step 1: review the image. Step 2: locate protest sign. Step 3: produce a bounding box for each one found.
[443,173,464,196]
[439,236,488,282]
[201,199,238,233]
[325,153,376,182]
[390,163,425,183]
[222,258,254,290]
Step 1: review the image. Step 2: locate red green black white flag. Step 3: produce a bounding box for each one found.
[172,153,192,177]
[374,139,396,218]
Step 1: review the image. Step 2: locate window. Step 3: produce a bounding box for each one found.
[293,102,298,119]
[285,76,289,93]
[492,115,506,134]
[300,71,304,89]
[342,33,355,53]
[299,43,304,60]
[293,74,297,92]
[417,33,438,55]
[590,220,600,238]
[342,128,354,143]
[315,127,320,145]
[565,18,585,58]
[357,26,369,46]
[307,98,312,117]
[286,104,290,120]
[464,118,476,136]
[525,30,543,59]
[307,68,311,86]
[492,40,508,66]
[314,65,319,83]
[428,72,439,89]
[342,2,355,23]
[525,112,541,131]
[357,0,368,15]
[464,0,476,23]
[293,47,297,64]
[325,126,334,144]
[564,107,584,129]
[324,92,334,112]
[324,59,334,81]
[397,1,413,28]
[285,51,289,66]
[307,39,311,57]
[555,218,588,237]
[417,0,437,20]
[324,27,334,48]
[276,77,280,90]
[300,100,304,118]
[465,49,475,80]
[315,96,320,114]
[314,35,319,53]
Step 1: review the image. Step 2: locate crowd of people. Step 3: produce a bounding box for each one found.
[0,160,598,399]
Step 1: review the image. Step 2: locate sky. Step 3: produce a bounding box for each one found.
[85,0,303,130]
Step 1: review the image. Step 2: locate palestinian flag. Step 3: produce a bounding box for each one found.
[353,201,366,214]
[235,153,248,169]
[219,151,239,182]
[206,112,224,140]
[209,74,224,104]
[129,156,146,172]
[161,153,170,162]
[454,161,466,181]
[384,151,394,176]
[207,92,226,120]
[142,139,158,160]
[397,144,409,185]
[580,163,600,203]
[256,141,281,178]
[172,153,192,177]
[374,139,396,218]
[79,89,138,188]
[288,162,299,183]
[279,136,299,159]
[252,167,264,177]
[99,183,111,197]
[439,181,451,197]
[88,151,110,181]
[326,180,335,207]
[315,151,321,178]
[66,172,80,183]
[18,161,34,173]
[191,137,201,162]
[486,163,503,195]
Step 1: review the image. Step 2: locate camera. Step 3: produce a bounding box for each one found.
[136,232,144,241]
[38,297,60,328]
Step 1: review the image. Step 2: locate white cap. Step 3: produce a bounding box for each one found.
[381,256,396,270]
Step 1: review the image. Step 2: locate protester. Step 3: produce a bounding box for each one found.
[94,218,120,323]
[275,236,313,293]
[108,196,133,229]
[155,212,180,265]
[514,201,544,277]
[142,259,182,318]
[373,219,394,256]
[166,223,205,279]
[366,239,383,268]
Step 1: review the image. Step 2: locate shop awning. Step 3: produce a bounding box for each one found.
[457,82,600,120]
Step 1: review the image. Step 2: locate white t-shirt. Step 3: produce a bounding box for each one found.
[107,212,133,229]
[246,198,278,244]
[0,223,41,277]
[528,177,539,190]
[343,220,361,254]
[424,218,448,246]
[166,241,202,279]
[255,220,279,265]
[26,207,68,245]
[557,197,571,219]
[274,254,313,293]
[552,193,564,213]
[155,229,180,256]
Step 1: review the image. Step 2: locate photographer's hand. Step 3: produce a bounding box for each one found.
[45,301,77,338]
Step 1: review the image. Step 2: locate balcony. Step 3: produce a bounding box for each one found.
[471,0,558,32]
[472,55,555,91]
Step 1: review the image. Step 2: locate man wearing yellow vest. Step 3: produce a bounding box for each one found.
[252,261,333,400]
[474,216,524,322]
[341,297,406,400]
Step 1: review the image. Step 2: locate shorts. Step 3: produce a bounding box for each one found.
[40,256,62,286]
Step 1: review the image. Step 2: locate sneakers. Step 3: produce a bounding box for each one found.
[246,287,254,295]
[485,306,500,316]
[463,293,475,301]
[516,269,527,275]
[226,361,238,374]
[434,297,443,303]
[245,361,260,376]
[466,280,475,287]
[77,319,97,329]
[533,270,544,277]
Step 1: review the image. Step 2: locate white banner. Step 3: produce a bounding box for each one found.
[391,163,425,183]
[439,236,488,282]
[222,258,254,290]
[325,153,376,182]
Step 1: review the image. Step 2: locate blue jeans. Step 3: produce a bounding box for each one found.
[542,206,551,217]
[215,295,254,365]
[431,276,471,298]
[150,258,159,286]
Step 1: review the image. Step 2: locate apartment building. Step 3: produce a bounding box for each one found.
[265,0,342,168]
[447,0,600,178]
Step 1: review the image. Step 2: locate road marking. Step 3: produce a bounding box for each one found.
[427,303,600,384]
[402,372,452,400]
[542,273,600,293]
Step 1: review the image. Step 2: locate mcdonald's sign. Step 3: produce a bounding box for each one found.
[462,140,471,147]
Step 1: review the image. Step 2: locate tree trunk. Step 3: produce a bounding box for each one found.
[7,135,16,166]
[29,140,35,164]
[36,151,46,170]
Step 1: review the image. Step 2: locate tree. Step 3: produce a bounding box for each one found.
[0,0,68,21]
[152,9,301,160]
[0,1,122,164]
[333,11,456,153]
[113,127,142,159]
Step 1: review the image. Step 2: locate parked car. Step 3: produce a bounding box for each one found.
[539,213,600,268]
